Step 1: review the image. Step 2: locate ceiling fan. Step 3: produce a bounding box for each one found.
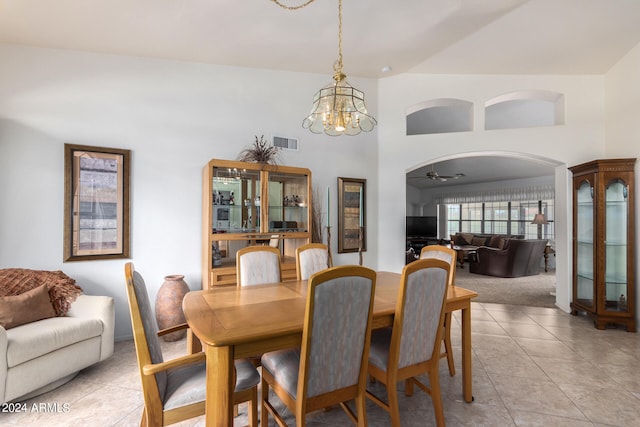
[424,165,465,182]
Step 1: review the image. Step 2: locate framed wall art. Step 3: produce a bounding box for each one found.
[64,144,131,261]
[337,177,366,253]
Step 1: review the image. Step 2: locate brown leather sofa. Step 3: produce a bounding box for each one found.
[469,239,548,278]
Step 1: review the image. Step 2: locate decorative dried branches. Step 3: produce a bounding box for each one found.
[237,135,281,165]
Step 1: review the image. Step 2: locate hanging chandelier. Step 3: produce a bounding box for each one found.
[272,0,377,136]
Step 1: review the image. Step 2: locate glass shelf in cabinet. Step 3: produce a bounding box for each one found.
[604,279,628,286]
[605,200,628,205]
[269,205,308,210]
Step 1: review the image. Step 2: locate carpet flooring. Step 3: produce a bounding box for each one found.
[454,267,557,308]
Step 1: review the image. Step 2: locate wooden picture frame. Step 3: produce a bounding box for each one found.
[337,177,366,253]
[64,144,131,261]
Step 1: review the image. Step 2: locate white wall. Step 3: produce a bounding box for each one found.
[376,73,608,312]
[0,44,379,340]
[605,41,640,327]
[405,184,422,215]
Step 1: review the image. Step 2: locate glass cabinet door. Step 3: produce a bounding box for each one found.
[267,172,309,233]
[604,179,629,313]
[575,180,595,309]
[212,167,261,233]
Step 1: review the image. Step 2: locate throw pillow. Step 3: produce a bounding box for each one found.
[460,233,474,245]
[453,234,467,246]
[488,235,502,248]
[497,238,506,249]
[471,236,487,247]
[0,269,83,316]
[0,284,57,329]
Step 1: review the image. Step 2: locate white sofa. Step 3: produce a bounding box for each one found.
[0,294,115,403]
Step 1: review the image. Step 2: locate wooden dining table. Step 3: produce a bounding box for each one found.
[183,271,478,426]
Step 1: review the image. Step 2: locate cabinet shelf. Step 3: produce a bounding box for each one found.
[604,270,628,283]
[211,231,309,239]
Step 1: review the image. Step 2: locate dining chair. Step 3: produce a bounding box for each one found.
[366,258,450,427]
[295,243,329,280]
[236,245,282,286]
[269,234,280,248]
[420,245,457,376]
[124,262,260,427]
[260,265,377,427]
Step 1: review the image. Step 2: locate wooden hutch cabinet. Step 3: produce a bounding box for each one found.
[569,158,636,331]
[202,159,311,288]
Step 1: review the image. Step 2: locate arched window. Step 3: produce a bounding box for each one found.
[406,98,473,135]
[485,90,565,130]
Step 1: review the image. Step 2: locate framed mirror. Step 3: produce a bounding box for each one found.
[337,177,366,253]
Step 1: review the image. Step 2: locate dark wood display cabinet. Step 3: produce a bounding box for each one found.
[569,158,636,331]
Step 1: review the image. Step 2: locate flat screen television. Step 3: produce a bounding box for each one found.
[406,216,437,238]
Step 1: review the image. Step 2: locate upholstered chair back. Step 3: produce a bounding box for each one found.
[125,265,167,402]
[418,245,457,377]
[301,266,376,399]
[236,246,282,286]
[420,245,457,285]
[260,265,376,425]
[296,243,329,280]
[395,262,448,369]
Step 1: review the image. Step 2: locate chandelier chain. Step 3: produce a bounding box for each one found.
[270,0,316,10]
[271,0,343,75]
[272,0,377,135]
[334,0,343,75]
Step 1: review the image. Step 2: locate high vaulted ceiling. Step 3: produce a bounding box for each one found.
[1,1,636,187]
[1,0,640,79]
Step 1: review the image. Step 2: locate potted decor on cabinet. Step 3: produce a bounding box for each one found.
[237,135,281,165]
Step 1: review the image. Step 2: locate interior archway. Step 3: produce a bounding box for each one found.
[406,151,569,310]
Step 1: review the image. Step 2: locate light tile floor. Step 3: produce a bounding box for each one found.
[3,302,640,426]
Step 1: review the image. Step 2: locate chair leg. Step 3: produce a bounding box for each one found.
[139,408,147,427]
[187,329,202,354]
[444,312,456,376]
[405,378,414,396]
[354,392,368,427]
[388,383,402,427]
[295,412,306,427]
[260,376,269,427]
[429,368,446,427]
[248,388,258,427]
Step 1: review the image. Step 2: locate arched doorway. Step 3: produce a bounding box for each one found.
[406,151,570,311]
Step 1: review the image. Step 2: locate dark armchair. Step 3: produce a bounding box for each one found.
[469,239,548,278]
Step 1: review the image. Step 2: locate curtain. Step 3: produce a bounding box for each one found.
[434,184,554,204]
